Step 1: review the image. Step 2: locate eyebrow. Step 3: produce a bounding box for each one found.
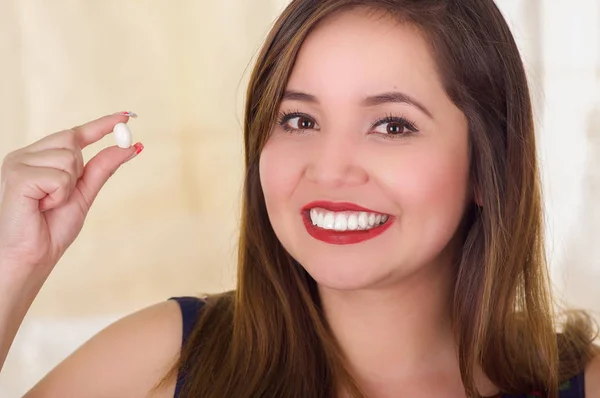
[282,90,434,119]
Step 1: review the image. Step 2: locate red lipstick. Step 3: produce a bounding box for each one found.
[301,201,385,214]
[301,201,393,245]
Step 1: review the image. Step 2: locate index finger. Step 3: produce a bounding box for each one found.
[72,111,137,149]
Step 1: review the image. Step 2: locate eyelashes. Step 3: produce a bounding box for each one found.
[276,110,316,132]
[275,110,420,139]
[372,114,419,138]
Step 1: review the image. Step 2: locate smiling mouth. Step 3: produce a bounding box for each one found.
[301,207,395,245]
[306,207,390,231]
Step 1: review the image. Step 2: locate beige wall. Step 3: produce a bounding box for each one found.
[0,1,288,395]
[0,0,288,317]
[0,1,599,396]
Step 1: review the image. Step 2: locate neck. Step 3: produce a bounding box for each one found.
[319,258,457,384]
[318,252,500,397]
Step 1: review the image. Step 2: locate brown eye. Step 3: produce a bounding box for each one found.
[373,121,410,136]
[385,122,405,135]
[288,116,315,130]
[277,111,319,132]
[372,116,419,138]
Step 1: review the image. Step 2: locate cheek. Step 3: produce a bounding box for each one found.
[374,141,470,234]
[407,151,469,207]
[259,137,305,212]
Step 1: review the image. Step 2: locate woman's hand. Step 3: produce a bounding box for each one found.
[0,112,143,279]
[0,112,144,371]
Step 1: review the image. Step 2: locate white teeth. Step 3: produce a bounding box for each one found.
[347,214,359,230]
[308,208,390,231]
[358,212,368,229]
[323,212,335,229]
[334,213,348,231]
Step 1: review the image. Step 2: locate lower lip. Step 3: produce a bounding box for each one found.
[302,212,394,245]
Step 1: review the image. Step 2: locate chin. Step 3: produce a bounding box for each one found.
[296,254,397,291]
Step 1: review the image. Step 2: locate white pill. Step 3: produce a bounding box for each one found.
[113,122,132,148]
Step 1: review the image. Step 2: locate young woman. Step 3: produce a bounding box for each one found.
[1,1,599,397]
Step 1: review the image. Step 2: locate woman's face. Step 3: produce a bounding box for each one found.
[259,8,472,290]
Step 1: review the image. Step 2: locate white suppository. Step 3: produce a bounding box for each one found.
[113,123,132,148]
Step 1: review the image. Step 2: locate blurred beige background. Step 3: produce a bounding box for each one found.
[0,0,599,396]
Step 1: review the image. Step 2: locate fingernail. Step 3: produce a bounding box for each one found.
[133,142,144,154]
[114,111,138,118]
[124,142,144,163]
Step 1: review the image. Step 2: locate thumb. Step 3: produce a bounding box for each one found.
[75,142,144,210]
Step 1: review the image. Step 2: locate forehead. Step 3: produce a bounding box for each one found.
[286,8,445,104]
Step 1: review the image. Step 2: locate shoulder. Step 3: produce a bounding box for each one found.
[23,299,187,398]
[586,345,600,398]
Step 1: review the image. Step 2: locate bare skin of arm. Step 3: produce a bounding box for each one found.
[22,300,183,398]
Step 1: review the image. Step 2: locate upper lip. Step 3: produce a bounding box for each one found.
[301,200,387,214]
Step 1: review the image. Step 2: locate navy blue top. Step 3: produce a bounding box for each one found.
[170,296,206,398]
[169,296,585,398]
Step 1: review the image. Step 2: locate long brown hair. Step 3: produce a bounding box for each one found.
[163,1,598,397]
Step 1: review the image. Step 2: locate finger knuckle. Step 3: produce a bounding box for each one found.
[2,150,23,172]
[3,150,16,163]
[1,157,11,176]
[58,170,72,187]
[64,149,79,170]
[60,129,79,149]
[2,162,24,186]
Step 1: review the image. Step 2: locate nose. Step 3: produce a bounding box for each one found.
[304,130,368,188]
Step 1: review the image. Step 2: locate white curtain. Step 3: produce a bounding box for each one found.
[501,0,600,311]
[0,1,598,396]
